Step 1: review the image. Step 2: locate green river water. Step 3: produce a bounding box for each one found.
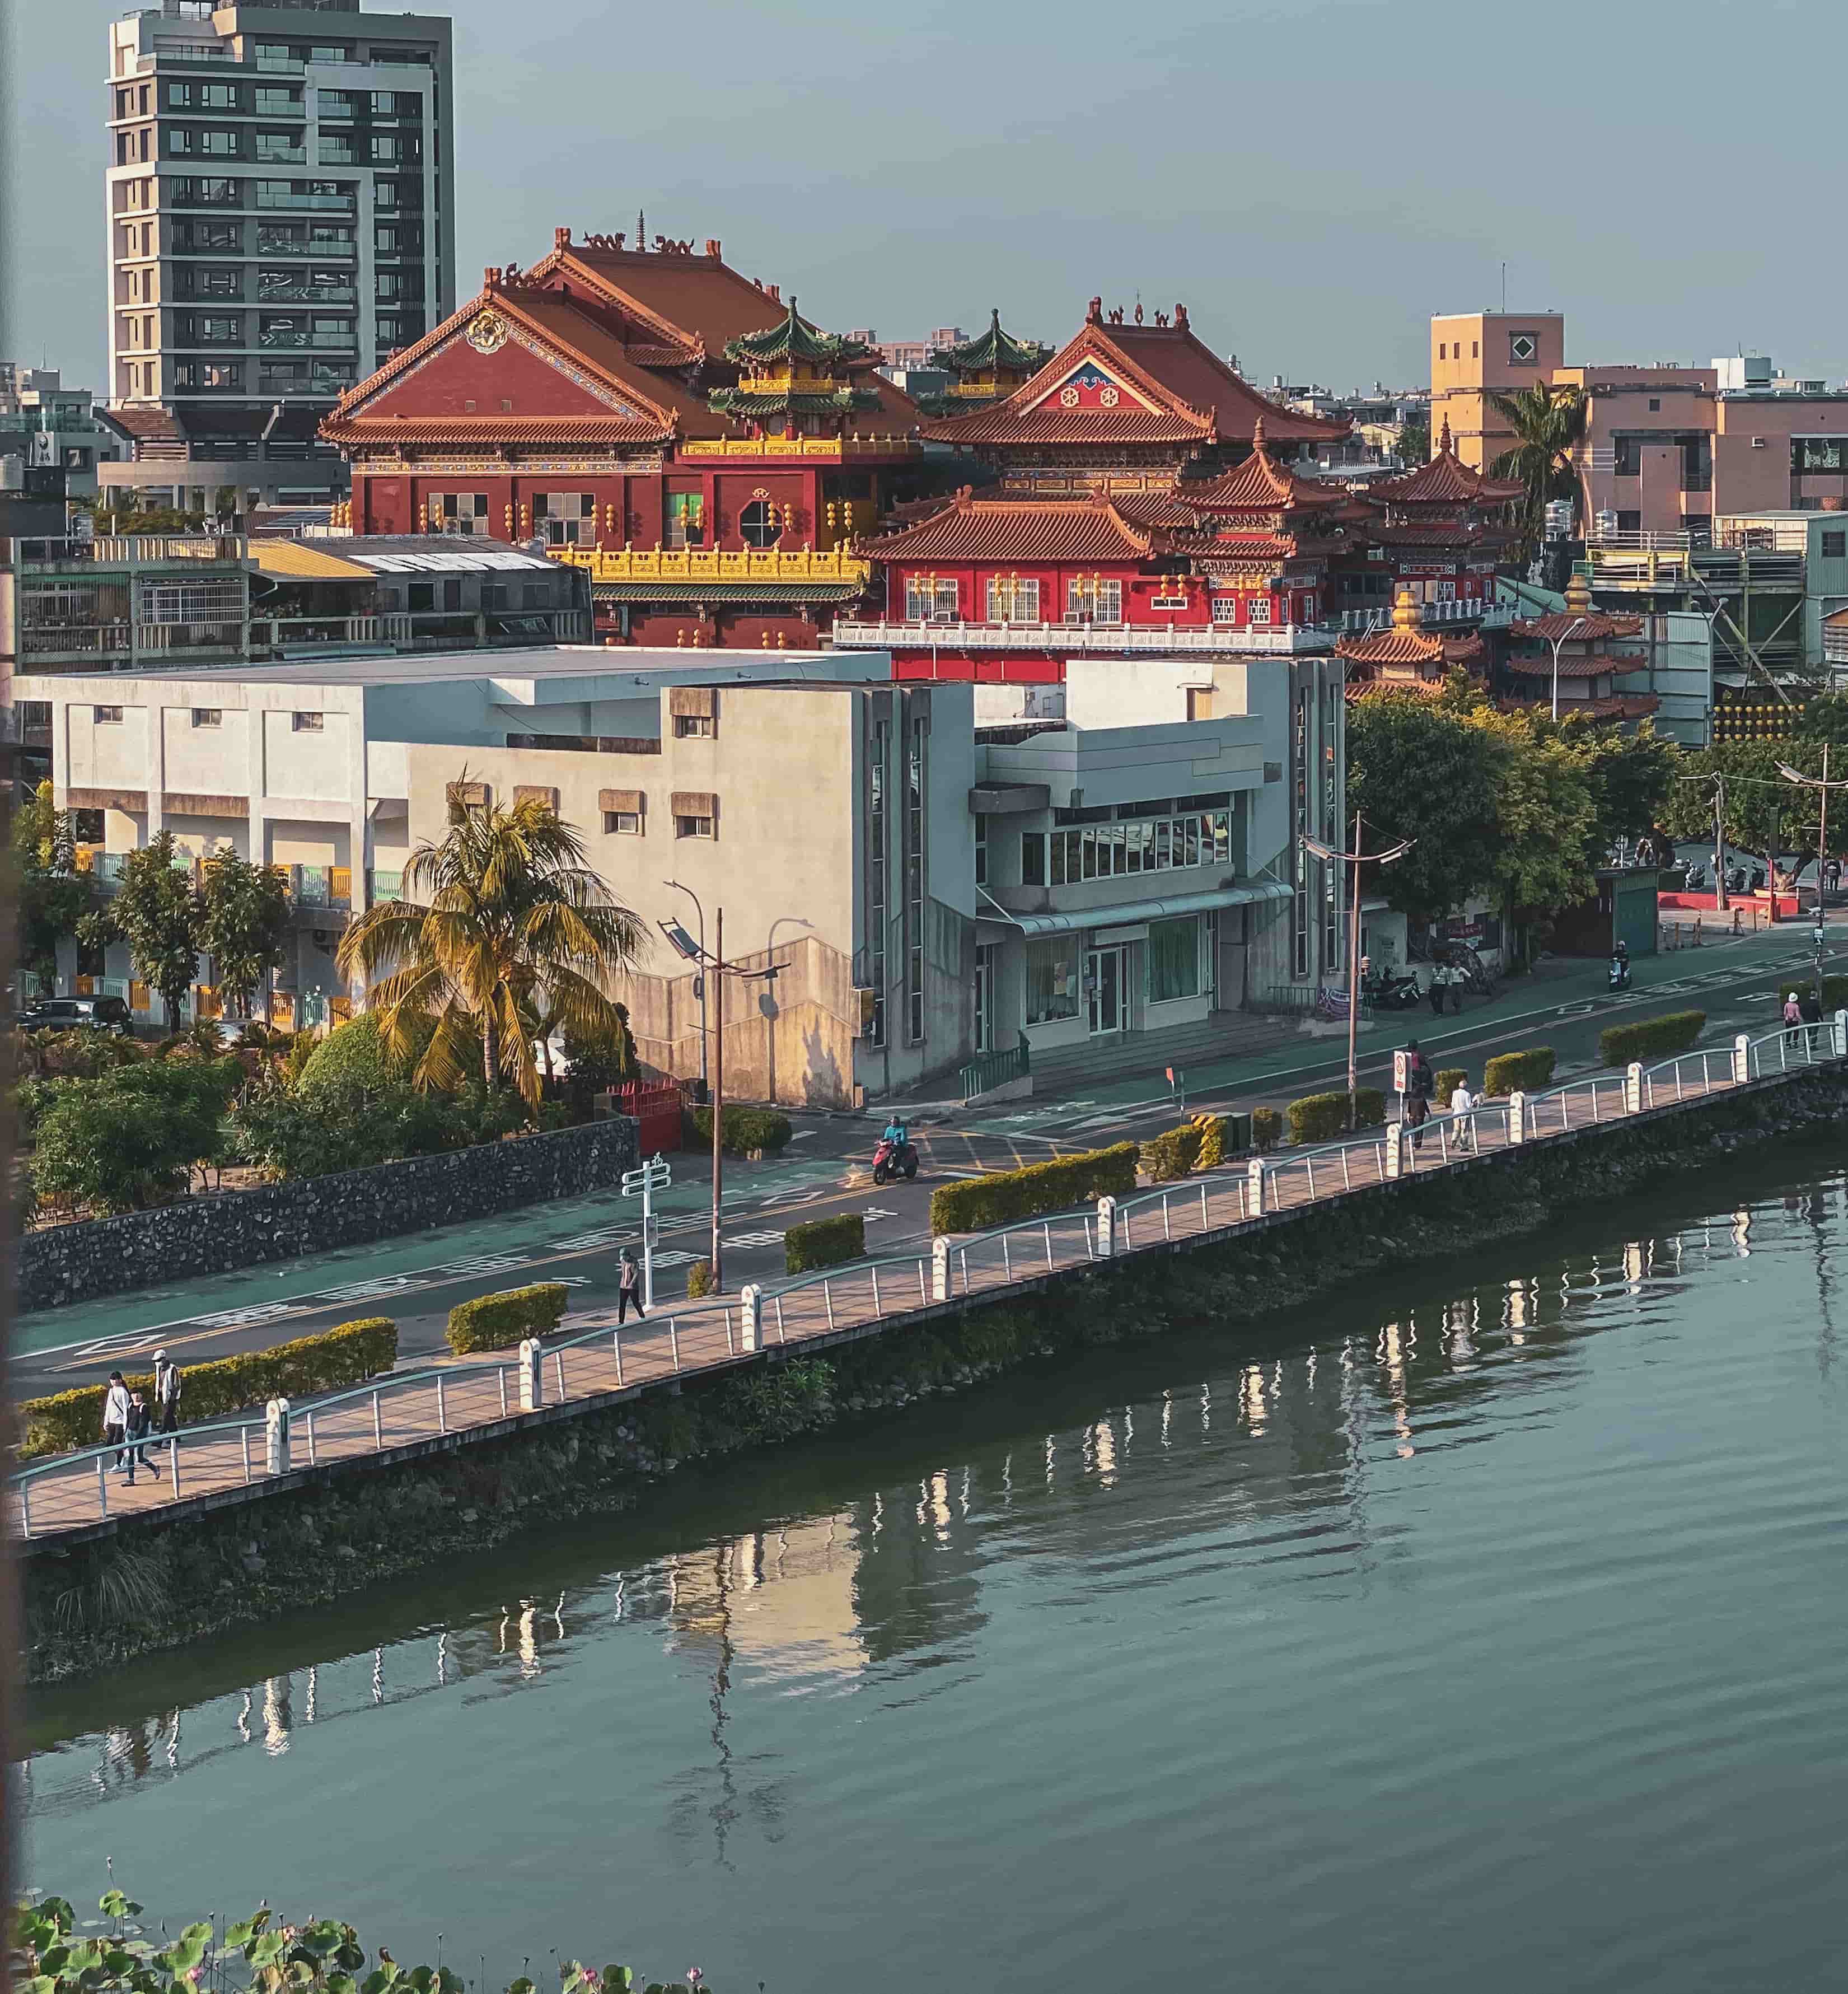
[20,1139,1848,1991]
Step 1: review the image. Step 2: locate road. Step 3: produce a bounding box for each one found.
[16,916,1845,1403]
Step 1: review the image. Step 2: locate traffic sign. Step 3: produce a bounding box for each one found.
[1392,1049,1409,1094]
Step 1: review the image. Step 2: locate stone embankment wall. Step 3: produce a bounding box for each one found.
[20,1117,640,1311]
[21,1068,1845,1684]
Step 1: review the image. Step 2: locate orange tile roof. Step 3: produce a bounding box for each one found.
[862,494,1154,564]
[1336,627,1486,669]
[321,413,672,446]
[1510,611,1646,642]
[923,308,1346,450]
[1371,424,1525,507]
[1180,425,1356,515]
[1503,651,1645,679]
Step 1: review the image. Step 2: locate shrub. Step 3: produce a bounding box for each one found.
[19,1316,396,1458]
[1434,1068,1468,1108]
[30,1056,241,1213]
[296,1012,428,1096]
[1252,1107,1282,1152]
[688,1103,793,1155]
[785,1212,865,1273]
[1777,975,1848,1014]
[1141,1120,1204,1183]
[1598,1010,1707,1067]
[928,1141,1139,1235]
[1193,1114,1229,1171]
[1482,1046,1557,1096]
[445,1282,568,1355]
[228,1070,478,1181]
[1286,1089,1386,1145]
[686,1258,715,1298]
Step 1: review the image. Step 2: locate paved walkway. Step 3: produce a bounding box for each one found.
[16,1035,1791,1544]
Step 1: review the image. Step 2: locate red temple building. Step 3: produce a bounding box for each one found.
[1503,578,1658,723]
[320,227,923,648]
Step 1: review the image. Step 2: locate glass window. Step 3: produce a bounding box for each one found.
[603,810,641,835]
[740,499,781,549]
[1824,531,1847,559]
[1795,437,1847,474]
[666,491,704,548]
[95,706,124,725]
[1021,832,1046,885]
[985,575,1040,623]
[674,813,715,839]
[1025,937,1079,1024]
[1147,916,1199,1003]
[292,712,323,732]
[191,708,221,728]
[1065,576,1122,623]
[905,575,958,621]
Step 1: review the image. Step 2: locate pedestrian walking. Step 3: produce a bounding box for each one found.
[152,1348,182,1435]
[1403,1039,1434,1152]
[101,1370,130,1468]
[1426,969,1445,1017]
[1826,856,1842,899]
[1800,987,1824,1055]
[123,1389,160,1486]
[1451,1076,1478,1154]
[616,1244,647,1324]
[1782,989,1804,1052]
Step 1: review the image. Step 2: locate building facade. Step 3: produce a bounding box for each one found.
[0,368,120,499]
[104,0,456,507]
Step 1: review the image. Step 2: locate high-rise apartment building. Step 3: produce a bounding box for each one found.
[103,0,455,508]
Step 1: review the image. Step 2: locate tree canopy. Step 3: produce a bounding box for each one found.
[10,783,96,987]
[200,850,290,1017]
[1489,380,1588,550]
[104,832,202,1028]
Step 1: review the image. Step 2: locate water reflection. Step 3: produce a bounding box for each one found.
[23,1174,1848,1834]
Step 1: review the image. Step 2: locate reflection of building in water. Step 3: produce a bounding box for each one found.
[662,1515,865,1683]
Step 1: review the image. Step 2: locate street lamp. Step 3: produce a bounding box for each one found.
[661,882,708,1100]
[1303,814,1413,1126]
[1547,614,1589,723]
[1777,749,1846,1012]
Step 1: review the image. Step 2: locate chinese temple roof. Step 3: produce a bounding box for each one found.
[862,492,1155,564]
[1178,421,1361,516]
[1370,420,1526,507]
[1337,587,1485,674]
[932,309,1052,377]
[1502,650,1646,679]
[1510,610,1647,643]
[923,305,1348,450]
[721,297,871,371]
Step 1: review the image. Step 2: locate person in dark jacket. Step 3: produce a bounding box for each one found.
[123,1389,161,1485]
[152,1349,182,1434]
[1799,987,1825,1054]
[616,1245,647,1324]
[1403,1040,1434,1151]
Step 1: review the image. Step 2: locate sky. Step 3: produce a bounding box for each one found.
[4,0,1847,396]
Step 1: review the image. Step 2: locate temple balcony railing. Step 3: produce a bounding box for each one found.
[556,545,872,586]
[1340,599,1514,633]
[828,618,1336,655]
[676,434,921,459]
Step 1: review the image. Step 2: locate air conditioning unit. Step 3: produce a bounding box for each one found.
[1752,437,1767,449]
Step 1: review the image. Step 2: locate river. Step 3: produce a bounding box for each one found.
[20,1139,1848,1992]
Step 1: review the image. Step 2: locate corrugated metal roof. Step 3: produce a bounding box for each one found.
[249,539,375,581]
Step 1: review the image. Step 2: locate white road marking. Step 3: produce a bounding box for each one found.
[724,1230,787,1249]
[434,1253,529,1277]
[862,1206,897,1222]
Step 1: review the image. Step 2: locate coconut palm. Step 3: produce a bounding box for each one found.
[1490,380,1589,550]
[335,783,646,1109]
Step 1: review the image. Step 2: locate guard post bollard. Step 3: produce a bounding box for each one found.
[1384,1121,1404,1179]
[739,1283,761,1353]
[1835,1009,1847,1059]
[517,1337,543,1412]
[1732,1033,1751,1084]
[1096,1194,1118,1258]
[932,1235,952,1302]
[1624,1061,1644,1115]
[1507,1091,1528,1145]
[1247,1156,1265,1215]
[265,1397,291,1476]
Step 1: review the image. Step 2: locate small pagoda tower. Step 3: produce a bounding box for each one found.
[920,308,1051,414]
[707,298,879,440]
[1337,585,1486,698]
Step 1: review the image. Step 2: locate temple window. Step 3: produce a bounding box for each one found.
[1065,577,1122,624]
[905,576,958,623]
[535,492,595,547]
[985,575,1040,623]
[1247,596,1272,625]
[434,492,488,535]
[740,500,782,549]
[666,492,705,549]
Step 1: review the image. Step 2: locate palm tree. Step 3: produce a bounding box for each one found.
[1490,380,1589,551]
[336,784,646,1109]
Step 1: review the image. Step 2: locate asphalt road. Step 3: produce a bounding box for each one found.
[17,920,1845,1403]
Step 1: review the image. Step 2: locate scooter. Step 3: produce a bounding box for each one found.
[1608,954,1632,992]
[872,1135,919,1185]
[1365,971,1424,1011]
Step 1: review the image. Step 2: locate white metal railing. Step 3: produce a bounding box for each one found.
[828,619,1336,655]
[13,1016,1845,1538]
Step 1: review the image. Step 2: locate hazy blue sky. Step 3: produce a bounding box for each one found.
[6,0,1845,394]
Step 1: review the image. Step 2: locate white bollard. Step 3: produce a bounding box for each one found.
[932,1235,952,1302]
[738,1283,761,1353]
[517,1337,543,1412]
[1835,1009,1847,1059]
[1625,1061,1644,1115]
[265,1397,291,1475]
[1732,1033,1751,1084]
[1384,1121,1404,1179]
[1095,1194,1117,1258]
[1507,1091,1527,1145]
[1247,1156,1265,1215]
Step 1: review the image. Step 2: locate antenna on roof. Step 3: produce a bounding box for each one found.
[1501,261,1507,312]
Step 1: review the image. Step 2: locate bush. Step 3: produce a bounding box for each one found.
[1433,1068,1468,1108]
[785,1212,865,1273]
[688,1103,793,1155]
[1482,1046,1557,1096]
[1193,1114,1229,1170]
[19,1316,396,1458]
[1598,1010,1707,1067]
[296,1012,428,1096]
[928,1141,1138,1235]
[686,1258,715,1298]
[1141,1120,1204,1183]
[445,1282,568,1355]
[1286,1089,1386,1145]
[30,1056,241,1213]
[1777,975,1848,1014]
[228,1070,481,1181]
[1252,1107,1282,1152]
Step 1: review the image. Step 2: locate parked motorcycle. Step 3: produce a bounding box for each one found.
[872,1136,919,1185]
[1366,970,1425,1012]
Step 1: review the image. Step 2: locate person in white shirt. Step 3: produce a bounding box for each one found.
[101,1371,132,1468]
[1451,1078,1477,1154]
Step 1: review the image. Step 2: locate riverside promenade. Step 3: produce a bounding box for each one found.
[15,1020,1845,1544]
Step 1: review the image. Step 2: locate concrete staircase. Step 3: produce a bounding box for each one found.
[1025,1008,1305,1099]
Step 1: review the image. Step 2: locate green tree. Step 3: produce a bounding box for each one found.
[1346,689,1504,921]
[1794,690,1848,748]
[335,784,645,1109]
[106,832,202,1029]
[1657,740,1816,870]
[558,1004,641,1119]
[31,1056,238,1212]
[1396,415,1429,467]
[199,849,291,1017]
[10,782,96,987]
[1489,379,1589,550]
[1469,704,1601,914]
[1571,717,1679,857]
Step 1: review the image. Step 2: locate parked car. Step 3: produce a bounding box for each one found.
[14,994,133,1036]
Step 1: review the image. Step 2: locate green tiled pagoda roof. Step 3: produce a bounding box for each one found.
[932,308,1050,376]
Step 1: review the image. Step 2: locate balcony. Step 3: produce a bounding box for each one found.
[676,434,921,459]
[254,188,353,212]
[558,545,871,587]
[369,869,404,903]
[258,281,356,304]
[287,865,353,913]
[18,533,247,572]
[830,618,1337,655]
[1337,599,1512,634]
[259,326,355,349]
[249,613,414,656]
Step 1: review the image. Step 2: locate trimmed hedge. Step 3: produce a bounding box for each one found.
[1142,1120,1205,1183]
[445,1282,568,1355]
[1252,1108,1282,1152]
[1777,975,1848,1014]
[686,1258,715,1298]
[1434,1068,1468,1109]
[19,1316,397,1459]
[928,1141,1139,1235]
[1598,1010,1706,1067]
[1482,1047,1557,1097]
[689,1104,793,1156]
[785,1212,865,1274]
[1286,1089,1386,1145]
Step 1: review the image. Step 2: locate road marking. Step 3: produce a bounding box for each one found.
[862,1206,897,1222]
[650,1250,696,1269]
[550,1229,630,1251]
[724,1229,787,1249]
[434,1253,530,1277]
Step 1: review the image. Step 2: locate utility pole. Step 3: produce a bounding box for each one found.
[1777,744,1846,1011]
[1714,768,1728,913]
[710,905,724,1294]
[1303,815,1413,1125]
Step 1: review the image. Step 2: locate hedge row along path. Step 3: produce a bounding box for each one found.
[15,1021,1844,1543]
